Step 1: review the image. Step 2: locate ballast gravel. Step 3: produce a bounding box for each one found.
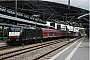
[6,40,69,60]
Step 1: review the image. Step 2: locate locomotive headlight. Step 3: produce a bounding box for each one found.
[16,39,19,41]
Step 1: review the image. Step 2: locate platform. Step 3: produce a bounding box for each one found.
[0,40,7,47]
[49,37,89,60]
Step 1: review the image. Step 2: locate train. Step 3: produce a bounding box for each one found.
[7,26,71,45]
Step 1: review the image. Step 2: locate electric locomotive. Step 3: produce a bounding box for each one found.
[7,26,42,45]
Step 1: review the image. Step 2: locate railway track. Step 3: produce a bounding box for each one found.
[0,38,65,51]
[0,37,75,51]
[0,38,68,60]
[0,37,81,60]
[34,37,81,60]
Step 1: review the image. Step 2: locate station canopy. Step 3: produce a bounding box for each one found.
[0,1,89,28]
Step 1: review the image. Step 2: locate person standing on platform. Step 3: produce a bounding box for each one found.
[85,28,89,38]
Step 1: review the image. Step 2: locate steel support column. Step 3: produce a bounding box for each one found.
[2,26,4,41]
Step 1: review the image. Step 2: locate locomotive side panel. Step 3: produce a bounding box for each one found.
[36,29,42,39]
[22,28,42,44]
[23,29,33,40]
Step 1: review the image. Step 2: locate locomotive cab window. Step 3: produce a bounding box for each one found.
[9,27,21,32]
[8,27,21,37]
